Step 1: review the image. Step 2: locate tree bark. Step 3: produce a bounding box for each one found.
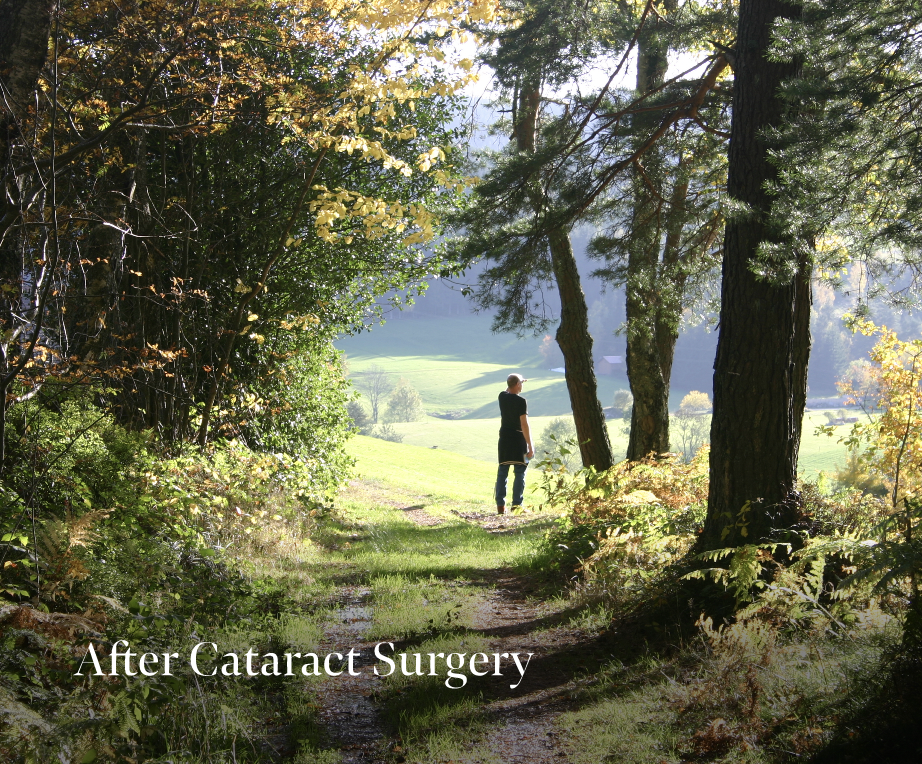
[704,0,811,548]
[0,0,53,469]
[0,0,53,140]
[549,227,615,471]
[516,80,614,471]
[0,0,53,312]
[624,4,678,461]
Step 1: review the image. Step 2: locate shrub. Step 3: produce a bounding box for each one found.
[384,378,425,423]
[834,320,922,506]
[2,387,150,520]
[535,451,709,588]
[541,449,710,525]
[613,389,634,414]
[671,391,711,463]
[236,340,354,491]
[347,399,373,434]
[832,448,888,496]
[373,423,405,442]
[534,416,578,471]
[0,390,315,763]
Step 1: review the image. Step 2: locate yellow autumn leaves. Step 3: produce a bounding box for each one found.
[274,0,493,246]
[335,0,501,29]
[308,186,438,244]
[837,320,922,504]
[60,0,493,251]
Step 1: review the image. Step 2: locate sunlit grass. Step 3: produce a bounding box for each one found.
[373,414,631,464]
[331,504,551,580]
[799,410,872,478]
[361,411,854,481]
[377,632,496,763]
[345,434,516,502]
[337,314,856,477]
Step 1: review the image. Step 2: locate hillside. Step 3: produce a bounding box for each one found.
[337,314,857,476]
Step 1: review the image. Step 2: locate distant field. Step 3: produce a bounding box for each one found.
[799,412,860,479]
[380,414,631,463]
[337,314,857,482]
[371,412,851,480]
[345,434,544,505]
[337,314,635,418]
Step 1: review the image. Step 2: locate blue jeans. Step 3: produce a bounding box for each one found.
[495,463,527,507]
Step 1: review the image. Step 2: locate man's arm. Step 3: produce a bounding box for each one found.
[520,413,534,459]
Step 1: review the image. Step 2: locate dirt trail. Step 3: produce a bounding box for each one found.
[458,511,596,764]
[307,498,604,763]
[312,584,389,763]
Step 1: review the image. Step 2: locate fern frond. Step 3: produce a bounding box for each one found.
[66,508,110,549]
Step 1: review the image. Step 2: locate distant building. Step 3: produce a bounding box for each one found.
[597,355,623,375]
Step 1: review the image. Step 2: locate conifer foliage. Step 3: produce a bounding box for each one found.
[453,0,732,469]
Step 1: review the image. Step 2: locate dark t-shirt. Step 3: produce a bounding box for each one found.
[498,391,527,431]
[497,391,528,465]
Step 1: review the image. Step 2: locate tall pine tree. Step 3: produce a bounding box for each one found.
[589,1,729,460]
[703,0,811,548]
[455,0,616,470]
[456,0,731,468]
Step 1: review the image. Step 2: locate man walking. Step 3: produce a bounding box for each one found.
[495,373,534,515]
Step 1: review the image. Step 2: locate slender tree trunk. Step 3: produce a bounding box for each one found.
[550,228,615,470]
[626,327,672,458]
[703,0,810,548]
[0,0,53,469]
[0,0,53,157]
[655,174,690,395]
[517,80,614,471]
[625,6,674,460]
[74,161,126,362]
[0,0,53,372]
[169,131,195,440]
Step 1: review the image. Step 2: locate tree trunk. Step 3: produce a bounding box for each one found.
[0,0,53,342]
[72,152,128,363]
[704,0,810,548]
[516,80,614,471]
[550,227,615,471]
[624,6,675,460]
[0,0,53,156]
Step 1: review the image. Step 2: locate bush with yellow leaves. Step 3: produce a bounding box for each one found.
[533,449,708,588]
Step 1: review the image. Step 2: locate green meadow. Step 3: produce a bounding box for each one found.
[337,314,857,479]
[338,313,632,419]
[346,433,543,505]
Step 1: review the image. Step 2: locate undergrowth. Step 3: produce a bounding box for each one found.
[532,444,920,762]
[0,390,344,763]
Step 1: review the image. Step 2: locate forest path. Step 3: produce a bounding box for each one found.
[291,477,618,763]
